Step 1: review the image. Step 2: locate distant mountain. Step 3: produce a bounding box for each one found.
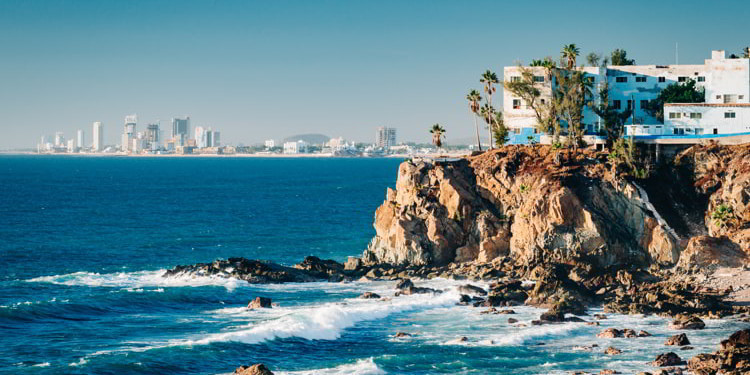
[446,136,490,146]
[282,133,330,145]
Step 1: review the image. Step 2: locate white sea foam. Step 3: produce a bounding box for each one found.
[32,362,50,367]
[276,357,384,375]
[26,270,245,291]
[190,288,461,345]
[69,357,88,367]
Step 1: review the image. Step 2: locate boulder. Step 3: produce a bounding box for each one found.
[458,284,487,296]
[393,332,412,338]
[597,328,622,338]
[235,364,274,375]
[605,346,622,355]
[359,292,381,299]
[650,352,684,367]
[668,315,705,330]
[247,297,272,309]
[676,236,746,272]
[665,333,691,346]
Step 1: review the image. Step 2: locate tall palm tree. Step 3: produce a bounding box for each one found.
[585,52,601,67]
[466,90,483,151]
[429,124,446,149]
[561,44,580,70]
[743,47,750,58]
[480,103,496,147]
[480,70,499,149]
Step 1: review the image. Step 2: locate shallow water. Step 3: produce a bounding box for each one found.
[0,155,744,374]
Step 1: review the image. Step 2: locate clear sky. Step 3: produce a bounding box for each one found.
[1,0,748,149]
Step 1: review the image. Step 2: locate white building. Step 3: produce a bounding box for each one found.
[54,132,65,147]
[122,114,137,151]
[264,139,276,148]
[93,121,104,152]
[283,140,308,154]
[375,127,396,148]
[76,129,84,151]
[503,49,750,143]
[194,126,206,148]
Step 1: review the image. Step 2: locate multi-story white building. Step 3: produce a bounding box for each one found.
[76,129,84,151]
[92,121,103,152]
[375,126,396,148]
[121,114,137,151]
[264,139,276,149]
[503,50,750,144]
[283,140,308,154]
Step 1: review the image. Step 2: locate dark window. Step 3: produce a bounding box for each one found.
[725,112,736,118]
[616,77,627,83]
[678,76,688,82]
[697,76,705,82]
[714,128,718,134]
[533,76,544,82]
[635,76,647,83]
[658,77,666,83]
[690,113,702,119]
[513,99,521,109]
[510,76,521,82]
[613,100,621,109]
[627,100,633,110]
[673,129,679,135]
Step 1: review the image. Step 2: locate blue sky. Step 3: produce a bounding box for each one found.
[0,0,748,148]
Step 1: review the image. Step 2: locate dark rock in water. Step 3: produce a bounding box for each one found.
[359,292,381,299]
[597,328,623,338]
[622,329,637,338]
[163,257,334,284]
[235,363,274,375]
[294,256,345,280]
[688,330,750,374]
[599,370,619,375]
[650,352,684,367]
[507,318,518,323]
[393,332,412,338]
[539,310,565,323]
[458,284,487,296]
[665,333,691,346]
[458,294,471,304]
[604,346,622,355]
[638,330,652,337]
[564,316,586,323]
[395,279,414,290]
[248,297,272,309]
[669,315,705,330]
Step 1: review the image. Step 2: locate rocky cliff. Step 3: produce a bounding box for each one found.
[362,143,750,272]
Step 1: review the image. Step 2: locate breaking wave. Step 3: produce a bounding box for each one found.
[26,270,245,291]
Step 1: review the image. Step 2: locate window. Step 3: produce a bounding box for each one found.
[740,95,745,100]
[513,128,521,134]
[725,112,736,118]
[697,76,705,82]
[616,77,627,83]
[627,100,633,110]
[690,113,702,119]
[725,94,738,103]
[512,99,521,109]
[640,100,648,108]
[613,100,621,109]
[533,76,544,83]
[696,128,704,135]
[658,77,666,83]
[678,76,688,82]
[635,76,647,83]
[716,95,722,99]
[669,112,682,119]
[510,76,521,82]
[713,128,718,135]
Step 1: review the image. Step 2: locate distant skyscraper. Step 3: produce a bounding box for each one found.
[122,114,137,151]
[76,129,84,150]
[146,123,160,150]
[171,117,190,146]
[205,128,214,147]
[54,132,65,147]
[375,126,396,148]
[194,126,205,148]
[213,131,220,147]
[93,122,104,151]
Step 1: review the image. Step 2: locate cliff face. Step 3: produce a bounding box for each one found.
[363,146,682,270]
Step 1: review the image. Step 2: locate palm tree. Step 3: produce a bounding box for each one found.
[585,52,601,67]
[743,47,750,58]
[561,44,580,70]
[480,103,496,147]
[480,70,499,148]
[429,124,446,149]
[466,89,483,151]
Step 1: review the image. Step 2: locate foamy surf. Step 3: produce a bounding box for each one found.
[277,358,385,375]
[26,270,245,291]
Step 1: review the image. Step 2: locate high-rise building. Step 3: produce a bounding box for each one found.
[205,128,214,147]
[213,131,220,147]
[146,123,160,144]
[171,117,190,146]
[55,132,65,147]
[93,122,104,151]
[194,126,205,148]
[76,129,84,150]
[375,127,397,148]
[122,114,137,151]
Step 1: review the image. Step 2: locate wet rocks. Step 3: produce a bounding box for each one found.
[605,346,622,355]
[650,352,685,367]
[359,292,381,299]
[458,284,487,296]
[393,332,412,338]
[164,257,334,284]
[247,297,272,309]
[665,333,691,346]
[668,315,705,330]
[394,279,440,296]
[639,330,652,337]
[597,328,623,338]
[507,318,518,323]
[235,364,274,375]
[688,329,750,375]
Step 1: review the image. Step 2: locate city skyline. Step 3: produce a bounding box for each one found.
[2,0,750,149]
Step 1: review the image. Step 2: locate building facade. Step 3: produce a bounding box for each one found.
[503,50,750,144]
[171,117,190,146]
[375,126,397,148]
[93,122,103,151]
[283,140,308,154]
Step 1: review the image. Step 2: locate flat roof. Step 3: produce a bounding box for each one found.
[665,103,750,107]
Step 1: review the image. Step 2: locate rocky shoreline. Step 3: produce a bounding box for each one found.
[163,143,750,374]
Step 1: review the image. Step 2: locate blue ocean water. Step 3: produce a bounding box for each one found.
[0,155,743,374]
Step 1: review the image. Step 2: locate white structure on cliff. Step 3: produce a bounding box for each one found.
[503,49,750,144]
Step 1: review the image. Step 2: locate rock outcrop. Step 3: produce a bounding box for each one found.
[362,147,680,269]
[688,329,750,375]
[235,364,274,375]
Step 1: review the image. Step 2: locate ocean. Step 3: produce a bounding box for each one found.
[0,155,741,374]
